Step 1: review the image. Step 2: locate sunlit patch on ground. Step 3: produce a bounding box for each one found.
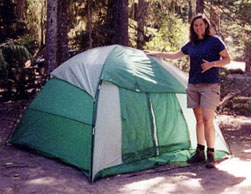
[26,177,57,185]
[217,158,251,193]
[224,61,245,72]
[120,176,204,194]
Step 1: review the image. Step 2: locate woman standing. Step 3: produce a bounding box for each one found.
[145,14,231,168]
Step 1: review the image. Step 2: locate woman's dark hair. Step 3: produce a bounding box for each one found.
[189,14,212,44]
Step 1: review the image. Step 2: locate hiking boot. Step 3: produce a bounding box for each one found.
[187,149,205,164]
[206,151,216,168]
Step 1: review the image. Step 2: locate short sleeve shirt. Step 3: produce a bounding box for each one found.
[181,36,226,84]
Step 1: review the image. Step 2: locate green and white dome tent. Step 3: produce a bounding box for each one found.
[10,45,229,182]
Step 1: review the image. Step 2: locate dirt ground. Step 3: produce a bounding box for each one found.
[0,101,251,194]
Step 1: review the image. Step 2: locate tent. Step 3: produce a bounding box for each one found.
[10,45,229,182]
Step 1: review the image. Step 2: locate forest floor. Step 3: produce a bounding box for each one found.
[0,71,251,194]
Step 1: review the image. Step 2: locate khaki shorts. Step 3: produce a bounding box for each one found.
[186,83,220,110]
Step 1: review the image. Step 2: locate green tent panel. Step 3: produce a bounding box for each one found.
[119,88,156,162]
[29,78,93,125]
[102,45,186,93]
[150,92,190,153]
[11,110,92,172]
[11,78,94,175]
[10,45,230,183]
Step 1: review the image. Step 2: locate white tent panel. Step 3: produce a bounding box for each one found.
[51,45,116,98]
[213,120,230,152]
[92,81,123,180]
[175,93,197,149]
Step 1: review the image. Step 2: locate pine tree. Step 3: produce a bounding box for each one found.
[45,0,58,74]
[112,0,129,46]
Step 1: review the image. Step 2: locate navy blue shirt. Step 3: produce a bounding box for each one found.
[181,36,226,84]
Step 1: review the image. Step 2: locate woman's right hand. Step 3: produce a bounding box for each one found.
[144,50,185,60]
[144,50,159,57]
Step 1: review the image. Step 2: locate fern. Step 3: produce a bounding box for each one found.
[0,49,8,71]
[0,39,32,60]
[0,39,33,90]
[0,39,32,72]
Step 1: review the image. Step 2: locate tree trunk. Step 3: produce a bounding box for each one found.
[219,83,251,112]
[129,2,137,20]
[16,0,25,20]
[196,0,204,14]
[57,0,69,65]
[188,0,196,22]
[87,0,92,49]
[45,0,58,74]
[245,40,251,73]
[106,0,113,45]
[136,0,147,49]
[210,0,220,35]
[112,0,129,46]
[40,0,46,47]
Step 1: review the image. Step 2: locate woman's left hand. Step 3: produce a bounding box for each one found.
[201,59,214,73]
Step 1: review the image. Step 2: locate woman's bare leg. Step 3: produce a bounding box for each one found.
[202,108,216,168]
[193,108,205,146]
[202,108,215,149]
[187,108,206,164]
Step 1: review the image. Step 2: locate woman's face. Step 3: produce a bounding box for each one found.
[193,18,207,39]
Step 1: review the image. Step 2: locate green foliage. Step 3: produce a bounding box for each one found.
[0,39,29,82]
[0,39,32,59]
[25,0,46,44]
[0,38,34,101]
[220,0,251,61]
[0,0,35,67]
[144,15,189,52]
[0,49,8,72]
[143,12,190,71]
[0,0,40,101]
[68,0,114,50]
[0,38,31,80]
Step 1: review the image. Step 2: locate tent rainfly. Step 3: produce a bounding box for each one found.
[10,45,229,182]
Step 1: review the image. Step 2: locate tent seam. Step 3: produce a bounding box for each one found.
[27,108,92,127]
